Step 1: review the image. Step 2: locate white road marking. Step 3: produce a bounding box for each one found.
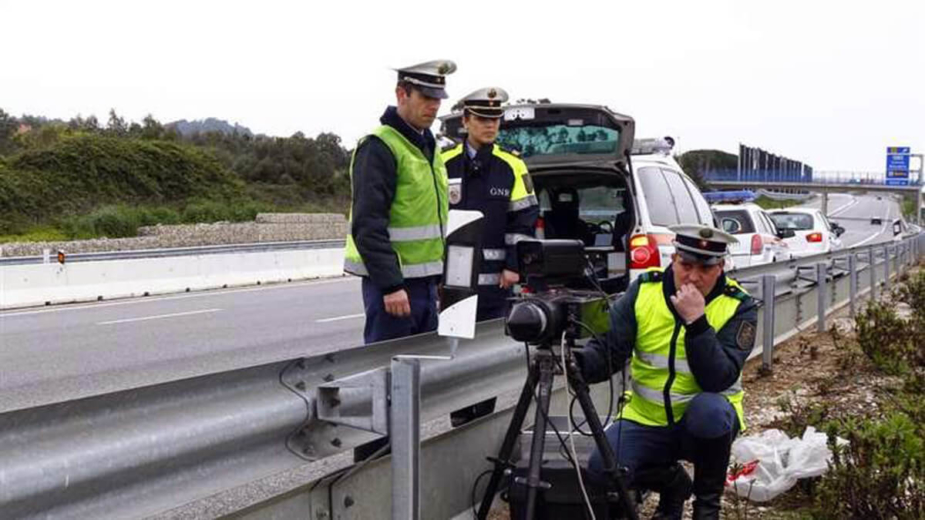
[97,308,222,326]
[316,313,365,323]
[828,196,859,216]
[1,277,359,318]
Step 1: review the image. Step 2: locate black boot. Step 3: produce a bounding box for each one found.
[634,463,692,520]
[650,463,692,520]
[692,436,733,520]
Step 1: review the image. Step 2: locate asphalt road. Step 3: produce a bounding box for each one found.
[0,192,903,412]
[797,192,900,247]
[0,277,367,412]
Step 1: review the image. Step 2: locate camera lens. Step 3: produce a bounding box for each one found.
[506,301,549,343]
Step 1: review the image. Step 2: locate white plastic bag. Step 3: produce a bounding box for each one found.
[726,427,834,502]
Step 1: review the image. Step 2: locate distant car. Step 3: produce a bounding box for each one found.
[713,203,791,266]
[769,208,845,257]
[871,217,883,225]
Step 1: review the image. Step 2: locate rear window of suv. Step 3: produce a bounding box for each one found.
[770,213,814,230]
[716,210,755,234]
[496,124,619,159]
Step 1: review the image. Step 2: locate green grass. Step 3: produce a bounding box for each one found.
[0,225,68,244]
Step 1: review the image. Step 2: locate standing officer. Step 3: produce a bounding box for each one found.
[578,224,759,520]
[441,87,538,427]
[344,60,456,344]
[441,87,539,321]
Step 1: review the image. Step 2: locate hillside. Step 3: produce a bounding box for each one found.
[0,135,243,234]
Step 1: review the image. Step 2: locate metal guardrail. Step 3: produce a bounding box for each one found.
[0,239,347,266]
[0,234,921,519]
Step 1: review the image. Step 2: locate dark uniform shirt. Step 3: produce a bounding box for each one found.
[443,142,539,312]
[580,265,759,393]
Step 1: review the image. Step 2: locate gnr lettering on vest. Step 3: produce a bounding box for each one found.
[490,187,511,197]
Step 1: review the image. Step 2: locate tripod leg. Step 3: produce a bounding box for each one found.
[476,360,538,520]
[570,370,640,520]
[524,353,556,520]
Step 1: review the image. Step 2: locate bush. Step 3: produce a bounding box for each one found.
[61,204,182,239]
[813,412,924,519]
[855,301,922,376]
[180,199,272,224]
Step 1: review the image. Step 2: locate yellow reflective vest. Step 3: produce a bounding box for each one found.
[344,125,449,279]
[620,269,749,430]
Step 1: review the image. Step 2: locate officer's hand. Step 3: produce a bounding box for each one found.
[500,269,520,289]
[384,289,412,317]
[670,283,705,324]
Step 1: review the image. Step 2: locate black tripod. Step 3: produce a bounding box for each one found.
[475,339,638,520]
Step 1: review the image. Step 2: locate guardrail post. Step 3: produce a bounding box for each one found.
[816,262,827,332]
[869,246,878,301]
[761,275,776,372]
[848,253,857,318]
[391,357,421,520]
[883,245,891,293]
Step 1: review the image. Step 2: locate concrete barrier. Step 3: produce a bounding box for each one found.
[0,248,344,310]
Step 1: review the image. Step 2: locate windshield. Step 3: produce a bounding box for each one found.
[496,124,620,159]
[770,212,814,230]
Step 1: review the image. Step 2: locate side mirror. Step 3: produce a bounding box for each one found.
[835,226,845,237]
[777,228,796,239]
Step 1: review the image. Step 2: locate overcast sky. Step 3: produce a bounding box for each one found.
[2,0,923,174]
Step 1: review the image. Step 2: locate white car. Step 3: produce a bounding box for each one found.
[713,203,791,267]
[440,106,715,293]
[769,208,844,257]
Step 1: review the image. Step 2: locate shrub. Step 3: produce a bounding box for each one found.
[813,412,924,519]
[855,301,921,376]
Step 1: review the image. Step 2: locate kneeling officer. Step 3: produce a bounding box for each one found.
[578,224,759,520]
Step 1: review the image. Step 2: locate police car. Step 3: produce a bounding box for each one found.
[440,104,715,293]
[713,203,792,266]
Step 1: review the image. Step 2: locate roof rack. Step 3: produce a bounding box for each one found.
[631,137,675,156]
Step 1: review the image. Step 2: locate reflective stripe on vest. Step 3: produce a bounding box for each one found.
[509,194,538,212]
[388,224,444,242]
[504,233,532,245]
[343,259,444,279]
[343,125,448,279]
[483,248,507,261]
[620,269,748,430]
[478,273,501,286]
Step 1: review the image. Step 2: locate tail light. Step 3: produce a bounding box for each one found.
[806,232,823,243]
[629,234,661,270]
[750,234,764,255]
[535,216,545,240]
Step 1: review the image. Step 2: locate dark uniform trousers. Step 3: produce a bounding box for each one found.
[361,277,439,345]
[587,392,739,484]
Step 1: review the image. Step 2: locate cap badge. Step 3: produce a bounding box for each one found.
[487,88,498,99]
[437,62,451,75]
[699,228,714,239]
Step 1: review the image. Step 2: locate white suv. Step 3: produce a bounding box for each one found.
[713,203,792,266]
[440,105,714,293]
